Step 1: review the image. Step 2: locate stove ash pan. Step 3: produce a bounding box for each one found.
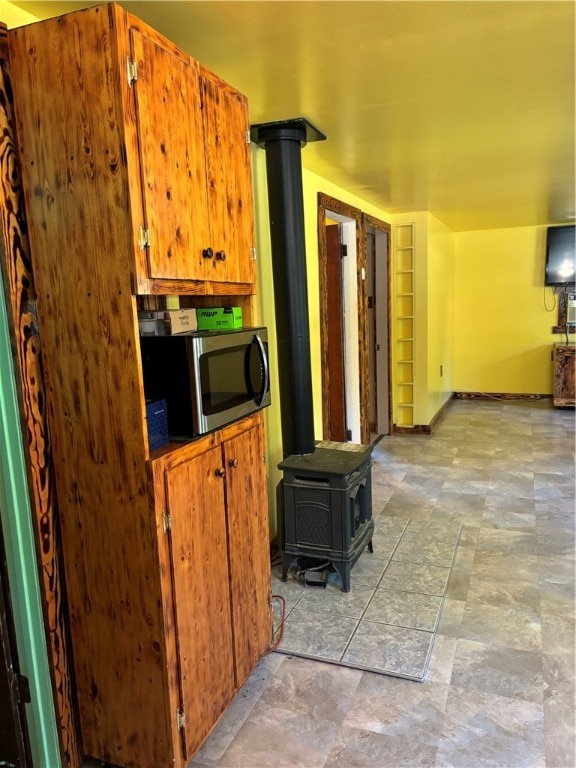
[278,446,374,592]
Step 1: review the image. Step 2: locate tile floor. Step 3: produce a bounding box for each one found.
[191,398,575,768]
[273,516,462,680]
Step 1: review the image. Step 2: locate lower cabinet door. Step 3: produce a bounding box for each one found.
[165,445,235,759]
[224,425,272,685]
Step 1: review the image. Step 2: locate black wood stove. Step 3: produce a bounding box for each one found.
[279,444,374,592]
[251,118,374,592]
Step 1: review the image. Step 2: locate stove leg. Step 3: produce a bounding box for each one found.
[333,561,351,592]
[281,553,292,582]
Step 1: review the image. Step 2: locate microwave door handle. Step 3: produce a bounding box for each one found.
[253,333,269,406]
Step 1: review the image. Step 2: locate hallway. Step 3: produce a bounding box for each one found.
[191,399,575,768]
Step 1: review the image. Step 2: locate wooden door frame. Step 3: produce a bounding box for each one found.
[324,222,347,441]
[361,213,392,437]
[317,193,364,441]
[0,25,81,767]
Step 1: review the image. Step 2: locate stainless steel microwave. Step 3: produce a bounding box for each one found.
[140,327,270,438]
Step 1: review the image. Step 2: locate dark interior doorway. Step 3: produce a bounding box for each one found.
[325,222,347,441]
[318,193,362,441]
[363,214,391,437]
[0,523,31,768]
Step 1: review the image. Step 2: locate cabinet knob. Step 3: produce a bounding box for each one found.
[215,250,226,261]
[228,458,239,469]
[215,466,226,478]
[202,247,214,259]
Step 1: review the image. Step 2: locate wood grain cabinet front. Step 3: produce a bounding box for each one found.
[9,2,256,296]
[199,70,257,288]
[159,419,272,762]
[7,4,269,767]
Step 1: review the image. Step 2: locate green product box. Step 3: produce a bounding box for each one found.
[196,306,243,330]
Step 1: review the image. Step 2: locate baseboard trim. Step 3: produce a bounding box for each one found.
[390,390,553,436]
[392,424,432,435]
[453,392,552,401]
[392,393,455,435]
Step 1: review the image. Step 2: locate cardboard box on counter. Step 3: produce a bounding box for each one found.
[164,309,197,334]
[196,307,242,330]
[138,309,197,336]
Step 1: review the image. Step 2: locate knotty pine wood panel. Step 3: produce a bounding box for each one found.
[165,445,235,759]
[132,28,211,281]
[224,424,272,686]
[0,26,82,768]
[8,11,174,765]
[149,412,263,469]
[147,457,188,768]
[200,69,256,286]
[145,278,255,296]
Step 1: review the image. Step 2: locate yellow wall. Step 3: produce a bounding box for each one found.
[252,150,393,537]
[390,212,455,428]
[453,225,562,394]
[0,1,37,26]
[427,213,455,421]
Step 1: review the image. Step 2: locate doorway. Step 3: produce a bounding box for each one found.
[318,194,391,444]
[318,194,361,442]
[364,215,391,437]
[0,523,31,768]
[325,221,346,441]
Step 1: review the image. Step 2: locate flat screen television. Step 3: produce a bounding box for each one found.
[545,225,576,286]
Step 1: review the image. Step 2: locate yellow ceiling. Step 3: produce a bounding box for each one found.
[7,0,576,231]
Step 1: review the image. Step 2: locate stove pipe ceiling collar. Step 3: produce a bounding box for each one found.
[250,118,327,457]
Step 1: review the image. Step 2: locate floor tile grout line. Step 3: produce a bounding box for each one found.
[336,518,411,661]
[275,518,463,677]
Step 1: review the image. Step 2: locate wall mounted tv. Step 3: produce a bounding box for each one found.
[545,225,575,286]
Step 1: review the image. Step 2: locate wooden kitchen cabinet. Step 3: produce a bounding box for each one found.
[553,344,575,406]
[9,2,256,296]
[223,423,273,685]
[160,418,271,761]
[199,69,257,286]
[7,5,271,767]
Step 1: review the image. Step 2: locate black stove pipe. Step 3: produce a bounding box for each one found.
[251,119,326,457]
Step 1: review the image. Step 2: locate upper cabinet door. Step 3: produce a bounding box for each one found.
[200,72,256,286]
[131,30,212,281]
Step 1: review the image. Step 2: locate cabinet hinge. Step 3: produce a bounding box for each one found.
[251,247,257,261]
[139,225,150,251]
[126,58,138,86]
[246,130,251,145]
[162,510,172,533]
[346,429,352,441]
[177,709,186,730]
[340,244,348,258]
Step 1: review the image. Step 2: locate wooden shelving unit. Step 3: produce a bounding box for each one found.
[393,223,415,427]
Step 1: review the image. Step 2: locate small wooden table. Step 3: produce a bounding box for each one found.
[553,344,575,407]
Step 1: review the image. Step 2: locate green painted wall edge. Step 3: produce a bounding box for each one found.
[0,283,62,767]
